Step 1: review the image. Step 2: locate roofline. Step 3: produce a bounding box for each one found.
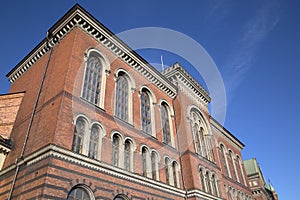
[6,4,177,98]
[210,116,245,148]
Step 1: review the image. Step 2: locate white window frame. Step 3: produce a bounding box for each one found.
[81,48,110,109]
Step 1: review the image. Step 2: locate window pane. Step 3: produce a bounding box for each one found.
[82,54,102,105]
[67,187,90,200]
[72,119,85,154]
[88,126,99,159]
[115,75,129,121]
[161,104,171,145]
[141,91,151,134]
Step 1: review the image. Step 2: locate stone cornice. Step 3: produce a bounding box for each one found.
[186,189,222,200]
[0,144,186,197]
[6,4,177,99]
[162,62,210,103]
[210,116,245,150]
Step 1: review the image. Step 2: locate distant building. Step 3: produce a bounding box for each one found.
[244,158,278,200]
[0,4,269,200]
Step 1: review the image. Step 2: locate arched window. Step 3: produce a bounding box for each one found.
[220,144,230,177]
[115,73,129,122]
[112,134,121,167]
[124,140,130,171]
[88,125,99,159]
[82,52,103,105]
[237,156,247,185]
[124,139,133,171]
[229,150,237,181]
[151,151,159,180]
[142,147,148,176]
[199,168,206,191]
[114,194,130,200]
[172,161,179,188]
[141,90,151,134]
[189,108,210,159]
[161,103,171,145]
[212,174,218,196]
[205,171,211,194]
[67,185,93,200]
[165,157,171,184]
[199,127,207,158]
[72,118,86,154]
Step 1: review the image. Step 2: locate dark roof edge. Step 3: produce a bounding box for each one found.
[210,116,245,148]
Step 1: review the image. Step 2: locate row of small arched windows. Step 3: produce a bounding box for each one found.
[67,185,129,200]
[81,49,174,147]
[199,167,220,197]
[72,115,180,187]
[220,144,247,185]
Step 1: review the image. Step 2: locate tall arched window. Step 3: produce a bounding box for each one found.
[165,157,171,185]
[142,147,148,176]
[161,103,171,145]
[141,90,151,134]
[115,73,129,121]
[237,156,246,185]
[199,127,207,158]
[72,118,86,154]
[200,168,206,191]
[205,171,212,194]
[151,152,159,180]
[172,161,179,188]
[67,185,93,200]
[82,52,103,105]
[112,134,121,167]
[212,174,218,196]
[193,124,201,154]
[88,125,99,159]
[124,139,133,171]
[220,144,230,177]
[189,108,210,159]
[229,150,238,181]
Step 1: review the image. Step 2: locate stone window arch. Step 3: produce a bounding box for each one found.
[81,49,109,108]
[160,100,175,147]
[188,107,213,161]
[114,194,130,200]
[112,133,122,167]
[151,150,159,181]
[67,184,94,200]
[114,69,135,124]
[124,138,134,172]
[220,144,231,177]
[140,86,156,136]
[72,117,88,154]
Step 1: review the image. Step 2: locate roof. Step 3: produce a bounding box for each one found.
[6,4,177,99]
[244,158,260,176]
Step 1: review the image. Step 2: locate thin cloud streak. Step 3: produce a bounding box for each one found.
[224,1,280,101]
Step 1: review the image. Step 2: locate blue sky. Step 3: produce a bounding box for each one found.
[0,1,299,199]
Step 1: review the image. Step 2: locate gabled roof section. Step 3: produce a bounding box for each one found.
[162,62,211,104]
[6,4,177,99]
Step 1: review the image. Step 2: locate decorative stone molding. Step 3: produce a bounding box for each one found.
[6,4,177,99]
[1,144,186,197]
[162,62,210,104]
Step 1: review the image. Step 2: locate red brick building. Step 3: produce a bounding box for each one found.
[0,4,255,200]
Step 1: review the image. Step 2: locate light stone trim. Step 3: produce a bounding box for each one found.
[186,189,222,200]
[2,144,186,197]
[162,63,210,104]
[7,6,177,99]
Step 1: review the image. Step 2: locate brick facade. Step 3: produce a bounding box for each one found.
[0,4,256,200]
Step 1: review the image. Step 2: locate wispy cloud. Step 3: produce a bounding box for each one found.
[224,1,281,100]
